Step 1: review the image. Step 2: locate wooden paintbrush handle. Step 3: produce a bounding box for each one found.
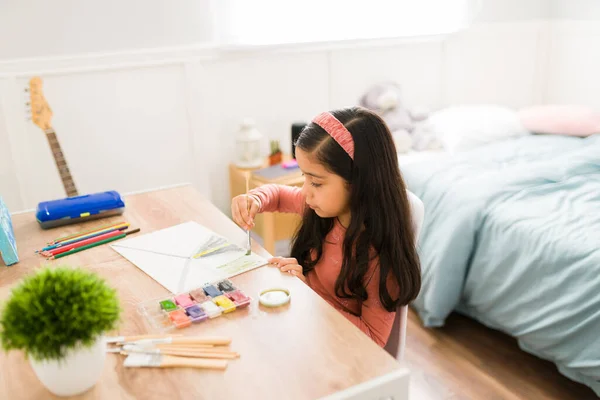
[159,349,239,359]
[156,343,214,349]
[126,334,180,341]
[171,337,231,346]
[161,355,228,370]
[156,345,232,354]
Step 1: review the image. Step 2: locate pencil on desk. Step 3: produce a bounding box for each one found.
[49,228,140,260]
[42,229,124,256]
[49,221,129,244]
[40,222,130,252]
[55,223,130,246]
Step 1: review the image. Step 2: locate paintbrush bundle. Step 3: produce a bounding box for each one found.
[107,335,238,370]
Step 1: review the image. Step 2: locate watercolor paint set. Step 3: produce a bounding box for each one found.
[137,279,252,332]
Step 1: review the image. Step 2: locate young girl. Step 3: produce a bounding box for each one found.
[231,107,424,347]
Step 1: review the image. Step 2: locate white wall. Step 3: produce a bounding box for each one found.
[0,91,23,210]
[0,0,214,60]
[545,21,600,108]
[0,3,599,215]
[550,0,600,20]
[476,0,550,21]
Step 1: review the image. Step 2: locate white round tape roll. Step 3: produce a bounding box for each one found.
[258,288,291,307]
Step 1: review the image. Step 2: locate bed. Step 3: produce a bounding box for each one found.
[400,134,600,395]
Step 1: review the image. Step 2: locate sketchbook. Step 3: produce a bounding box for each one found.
[111,221,268,293]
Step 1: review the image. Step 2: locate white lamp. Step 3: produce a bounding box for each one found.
[235,119,264,168]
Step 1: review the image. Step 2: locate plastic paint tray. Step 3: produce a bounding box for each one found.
[137,279,252,333]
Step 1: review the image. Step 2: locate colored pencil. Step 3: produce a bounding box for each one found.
[43,230,124,257]
[41,223,130,251]
[49,221,128,244]
[50,228,140,260]
[57,222,129,245]
[42,222,129,250]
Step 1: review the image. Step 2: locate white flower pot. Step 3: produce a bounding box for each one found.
[29,335,106,397]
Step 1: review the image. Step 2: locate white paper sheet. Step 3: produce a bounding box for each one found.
[111,221,268,293]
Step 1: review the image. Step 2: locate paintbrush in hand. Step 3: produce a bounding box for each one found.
[245,172,251,256]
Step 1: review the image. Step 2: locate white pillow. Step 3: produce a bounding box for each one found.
[417,105,529,153]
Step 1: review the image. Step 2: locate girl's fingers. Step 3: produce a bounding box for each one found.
[239,196,260,229]
[292,271,307,282]
[231,202,244,228]
[286,267,307,282]
[275,257,299,267]
[237,197,251,227]
[231,195,250,230]
[248,200,259,227]
[280,264,302,273]
[268,256,281,264]
[269,259,306,282]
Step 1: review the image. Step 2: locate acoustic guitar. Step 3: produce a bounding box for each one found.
[27,77,78,197]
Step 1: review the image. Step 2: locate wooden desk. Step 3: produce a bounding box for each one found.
[0,185,406,400]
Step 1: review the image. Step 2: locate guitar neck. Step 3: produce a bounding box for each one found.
[44,128,78,197]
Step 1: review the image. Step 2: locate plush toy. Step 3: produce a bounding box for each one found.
[359,82,435,152]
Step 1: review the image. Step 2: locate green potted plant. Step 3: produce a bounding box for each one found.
[0,266,121,397]
[269,139,282,166]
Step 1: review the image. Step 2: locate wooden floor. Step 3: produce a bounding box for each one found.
[406,309,597,400]
[272,239,596,399]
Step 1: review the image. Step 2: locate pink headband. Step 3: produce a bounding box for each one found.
[312,112,355,160]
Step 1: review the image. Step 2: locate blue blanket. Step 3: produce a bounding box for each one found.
[402,135,600,395]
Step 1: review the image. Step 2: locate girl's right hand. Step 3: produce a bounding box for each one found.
[231,194,260,230]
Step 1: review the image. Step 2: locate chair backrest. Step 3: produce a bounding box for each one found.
[384,191,424,361]
[384,305,408,361]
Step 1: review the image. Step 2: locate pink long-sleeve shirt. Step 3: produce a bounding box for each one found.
[249,184,424,347]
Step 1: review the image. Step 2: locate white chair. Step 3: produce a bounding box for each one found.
[384,305,409,361]
[384,191,424,361]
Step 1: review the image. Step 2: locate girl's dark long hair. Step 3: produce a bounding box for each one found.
[290,107,421,312]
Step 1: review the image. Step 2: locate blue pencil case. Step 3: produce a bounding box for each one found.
[36,191,125,229]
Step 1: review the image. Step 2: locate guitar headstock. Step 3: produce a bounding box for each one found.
[27,77,53,131]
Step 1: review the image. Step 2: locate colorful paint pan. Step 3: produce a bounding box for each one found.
[174,294,194,308]
[203,284,223,297]
[226,290,251,308]
[200,300,222,318]
[185,305,208,323]
[217,279,236,293]
[159,299,178,312]
[189,288,209,303]
[168,310,192,328]
[213,295,236,313]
